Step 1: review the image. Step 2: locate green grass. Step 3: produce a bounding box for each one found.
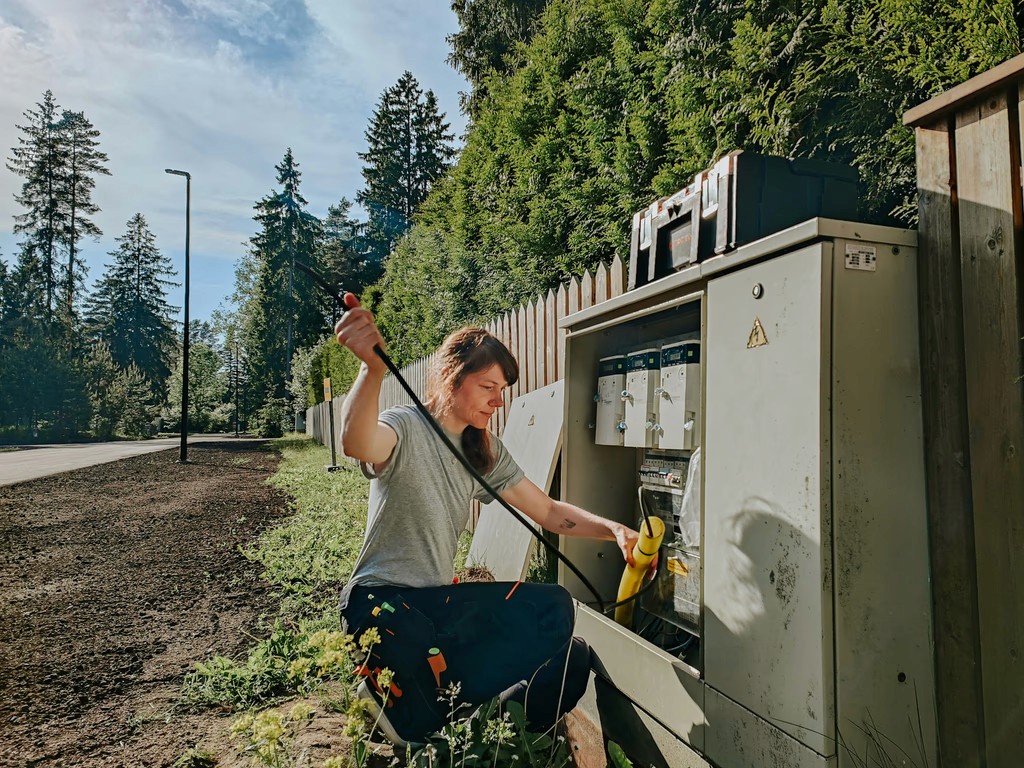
[249,434,370,621]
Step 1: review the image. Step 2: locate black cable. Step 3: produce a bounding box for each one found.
[296,262,607,611]
[637,486,654,538]
[594,561,661,614]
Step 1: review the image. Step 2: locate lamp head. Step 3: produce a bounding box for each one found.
[165,168,190,178]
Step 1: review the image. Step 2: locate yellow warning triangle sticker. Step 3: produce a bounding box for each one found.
[747,317,769,348]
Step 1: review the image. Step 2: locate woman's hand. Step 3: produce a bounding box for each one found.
[334,293,387,374]
[613,523,639,567]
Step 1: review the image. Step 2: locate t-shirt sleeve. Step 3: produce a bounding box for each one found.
[474,433,525,503]
[358,406,407,480]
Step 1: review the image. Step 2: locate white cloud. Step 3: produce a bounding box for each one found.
[0,0,468,321]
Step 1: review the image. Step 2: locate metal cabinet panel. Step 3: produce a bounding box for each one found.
[705,687,835,768]
[575,605,706,750]
[830,240,938,767]
[703,243,835,755]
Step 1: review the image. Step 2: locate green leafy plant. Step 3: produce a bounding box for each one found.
[607,741,633,768]
[408,690,572,768]
[172,746,218,767]
[230,702,316,768]
[181,623,361,710]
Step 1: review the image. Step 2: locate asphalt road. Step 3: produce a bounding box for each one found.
[0,435,238,486]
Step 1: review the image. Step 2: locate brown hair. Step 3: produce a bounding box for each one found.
[426,327,519,474]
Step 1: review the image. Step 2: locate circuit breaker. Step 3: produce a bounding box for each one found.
[656,341,701,451]
[638,452,701,637]
[622,348,660,447]
[594,355,626,446]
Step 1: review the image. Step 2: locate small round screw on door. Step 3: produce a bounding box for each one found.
[752,283,764,299]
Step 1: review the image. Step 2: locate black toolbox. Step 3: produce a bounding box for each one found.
[627,150,859,290]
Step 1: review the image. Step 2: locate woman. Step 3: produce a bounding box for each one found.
[334,293,639,746]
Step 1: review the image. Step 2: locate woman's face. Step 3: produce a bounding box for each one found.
[449,363,508,431]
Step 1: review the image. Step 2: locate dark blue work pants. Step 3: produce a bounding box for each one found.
[340,581,591,743]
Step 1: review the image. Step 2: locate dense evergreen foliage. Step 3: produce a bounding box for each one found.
[447,0,549,118]
[1,91,113,439]
[369,0,1022,364]
[319,198,373,297]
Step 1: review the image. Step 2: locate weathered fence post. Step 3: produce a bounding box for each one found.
[905,53,1024,768]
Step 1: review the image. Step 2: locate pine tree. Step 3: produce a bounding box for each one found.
[357,72,455,276]
[83,213,179,392]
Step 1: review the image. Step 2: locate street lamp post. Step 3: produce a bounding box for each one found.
[234,338,240,438]
[165,168,191,463]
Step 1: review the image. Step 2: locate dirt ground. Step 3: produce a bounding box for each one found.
[0,440,293,768]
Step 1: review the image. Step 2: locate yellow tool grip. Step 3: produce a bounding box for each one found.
[614,515,665,627]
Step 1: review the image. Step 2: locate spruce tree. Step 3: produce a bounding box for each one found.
[6,92,109,322]
[6,91,64,322]
[357,72,455,277]
[58,109,110,315]
[115,363,157,438]
[83,213,179,392]
[241,149,324,408]
[318,197,370,298]
[85,340,122,440]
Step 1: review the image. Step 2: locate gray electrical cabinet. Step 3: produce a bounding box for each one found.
[559,219,937,768]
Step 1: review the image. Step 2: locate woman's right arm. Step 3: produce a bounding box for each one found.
[334,294,398,465]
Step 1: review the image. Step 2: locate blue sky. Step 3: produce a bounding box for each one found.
[0,0,468,325]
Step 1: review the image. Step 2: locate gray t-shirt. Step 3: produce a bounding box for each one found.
[345,405,525,593]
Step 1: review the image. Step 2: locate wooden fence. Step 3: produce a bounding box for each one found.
[305,256,628,443]
[904,52,1024,768]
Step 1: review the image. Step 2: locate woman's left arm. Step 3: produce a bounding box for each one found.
[500,478,639,565]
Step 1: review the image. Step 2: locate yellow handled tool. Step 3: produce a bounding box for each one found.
[614,513,664,627]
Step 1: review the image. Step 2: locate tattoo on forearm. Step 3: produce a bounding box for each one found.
[560,519,577,530]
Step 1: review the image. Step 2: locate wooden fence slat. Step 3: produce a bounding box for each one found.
[568,276,581,316]
[596,261,609,303]
[528,299,539,393]
[509,309,521,402]
[581,269,594,309]
[495,313,507,434]
[533,294,546,389]
[954,91,1024,766]
[545,289,557,387]
[611,254,627,298]
[556,283,569,382]
[530,297,543,391]
[517,305,529,399]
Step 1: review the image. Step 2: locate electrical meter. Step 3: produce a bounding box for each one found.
[656,341,701,451]
[622,349,660,448]
[594,355,626,446]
